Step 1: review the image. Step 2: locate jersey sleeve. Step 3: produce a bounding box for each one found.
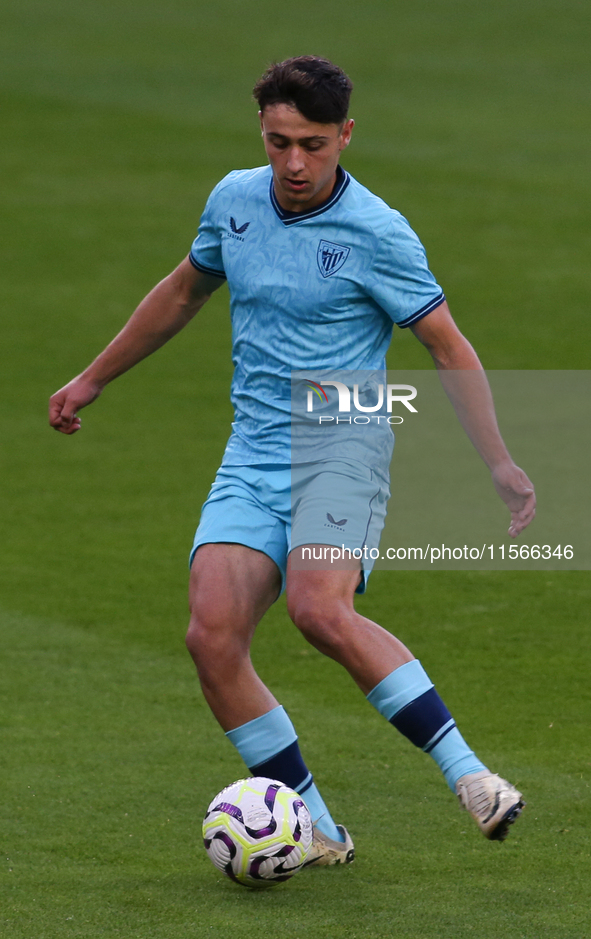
[189,184,227,279]
[365,216,445,327]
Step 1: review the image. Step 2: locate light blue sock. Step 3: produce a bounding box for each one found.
[367,660,487,791]
[428,728,487,791]
[226,706,344,841]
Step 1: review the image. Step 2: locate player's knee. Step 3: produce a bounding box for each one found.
[186,611,231,667]
[289,598,349,658]
[185,613,212,666]
[185,608,250,678]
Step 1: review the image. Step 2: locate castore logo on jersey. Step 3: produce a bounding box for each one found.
[229,217,250,241]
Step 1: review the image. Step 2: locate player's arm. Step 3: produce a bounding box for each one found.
[49,258,223,435]
[410,300,536,537]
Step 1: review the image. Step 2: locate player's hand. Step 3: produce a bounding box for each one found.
[49,376,103,434]
[491,461,536,538]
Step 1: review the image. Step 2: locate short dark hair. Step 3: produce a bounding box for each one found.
[253,56,353,125]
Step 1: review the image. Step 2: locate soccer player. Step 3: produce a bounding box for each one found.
[49,56,535,865]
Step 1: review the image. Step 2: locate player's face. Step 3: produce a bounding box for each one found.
[260,104,354,213]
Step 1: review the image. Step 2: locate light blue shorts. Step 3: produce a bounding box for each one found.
[190,461,390,594]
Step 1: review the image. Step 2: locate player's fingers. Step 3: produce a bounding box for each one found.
[508,501,536,537]
[513,490,536,512]
[505,484,536,512]
[520,491,537,519]
[55,418,82,435]
[49,392,77,426]
[49,400,82,432]
[56,396,81,427]
[48,397,66,427]
[515,498,536,524]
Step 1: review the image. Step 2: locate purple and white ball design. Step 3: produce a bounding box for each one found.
[202,777,313,887]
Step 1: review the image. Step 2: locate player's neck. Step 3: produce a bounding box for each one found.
[272,166,344,216]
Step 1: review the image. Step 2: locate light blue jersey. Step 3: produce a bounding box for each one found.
[189,165,444,464]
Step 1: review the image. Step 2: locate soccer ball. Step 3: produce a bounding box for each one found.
[202,777,313,887]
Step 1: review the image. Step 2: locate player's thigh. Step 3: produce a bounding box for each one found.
[189,542,281,643]
[290,459,389,596]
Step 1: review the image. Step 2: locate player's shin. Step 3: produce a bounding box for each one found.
[225,704,345,842]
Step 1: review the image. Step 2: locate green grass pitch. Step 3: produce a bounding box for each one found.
[1,1,590,936]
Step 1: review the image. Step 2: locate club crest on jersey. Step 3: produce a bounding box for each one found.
[317,240,350,278]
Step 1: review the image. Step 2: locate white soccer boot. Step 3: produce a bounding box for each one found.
[303,824,355,867]
[456,771,525,841]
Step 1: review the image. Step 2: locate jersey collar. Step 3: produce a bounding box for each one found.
[269,165,350,226]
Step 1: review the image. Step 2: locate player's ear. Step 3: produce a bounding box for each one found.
[258,110,264,135]
[340,118,354,149]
